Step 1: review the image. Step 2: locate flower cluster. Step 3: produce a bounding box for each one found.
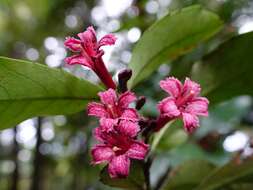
[88,89,149,178]
[64,26,209,179]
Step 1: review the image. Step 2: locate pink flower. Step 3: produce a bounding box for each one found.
[88,88,140,137]
[156,77,209,133]
[64,26,117,89]
[91,128,149,178]
[87,88,138,122]
[99,118,140,138]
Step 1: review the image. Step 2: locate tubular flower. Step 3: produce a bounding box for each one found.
[87,88,139,123]
[64,26,117,89]
[156,77,209,133]
[91,127,149,178]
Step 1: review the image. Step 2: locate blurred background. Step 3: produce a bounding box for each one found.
[0,0,253,189]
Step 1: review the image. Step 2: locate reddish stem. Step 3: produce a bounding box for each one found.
[154,116,173,131]
[93,58,116,89]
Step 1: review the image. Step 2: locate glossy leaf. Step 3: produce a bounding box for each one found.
[195,158,253,190]
[192,32,253,104]
[128,5,223,88]
[0,57,102,129]
[163,160,215,190]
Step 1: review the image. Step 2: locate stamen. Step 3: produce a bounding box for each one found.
[176,90,195,106]
[112,146,121,152]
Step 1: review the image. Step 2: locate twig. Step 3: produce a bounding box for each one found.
[154,166,171,190]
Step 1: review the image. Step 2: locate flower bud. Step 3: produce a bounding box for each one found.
[118,69,132,93]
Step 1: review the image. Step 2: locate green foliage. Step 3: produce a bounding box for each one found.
[100,161,145,190]
[195,158,253,190]
[0,1,253,189]
[128,5,223,88]
[155,121,188,151]
[0,57,101,129]
[163,160,215,190]
[192,32,253,104]
[162,158,253,190]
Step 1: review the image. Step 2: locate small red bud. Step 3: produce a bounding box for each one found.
[136,96,146,110]
[118,69,132,92]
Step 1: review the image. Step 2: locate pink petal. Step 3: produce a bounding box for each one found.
[64,54,92,68]
[100,118,116,133]
[118,91,137,108]
[185,97,209,116]
[127,141,149,160]
[93,127,105,142]
[117,120,140,138]
[182,112,199,133]
[160,77,182,98]
[182,78,201,97]
[64,37,81,52]
[91,145,114,164]
[157,97,181,118]
[78,26,96,42]
[78,26,97,57]
[87,102,108,118]
[98,89,117,105]
[108,155,130,178]
[98,34,117,47]
[121,108,139,121]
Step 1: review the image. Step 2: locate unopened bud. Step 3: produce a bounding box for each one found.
[250,138,253,148]
[118,69,132,92]
[136,96,146,110]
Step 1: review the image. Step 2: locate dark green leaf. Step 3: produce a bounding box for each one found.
[128,5,223,88]
[100,161,145,190]
[192,32,253,104]
[195,159,253,190]
[0,57,101,129]
[163,160,215,190]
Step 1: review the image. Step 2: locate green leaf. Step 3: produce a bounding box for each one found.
[128,5,223,88]
[163,160,215,190]
[228,183,253,190]
[100,161,145,190]
[192,32,253,104]
[195,159,253,190]
[0,57,102,129]
[155,121,188,152]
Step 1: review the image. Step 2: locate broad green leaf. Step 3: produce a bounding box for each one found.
[228,183,253,190]
[155,121,188,152]
[100,161,145,190]
[0,57,102,129]
[128,5,223,88]
[192,32,253,104]
[163,160,215,190]
[195,159,253,190]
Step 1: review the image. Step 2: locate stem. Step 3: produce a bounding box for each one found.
[30,117,43,190]
[93,58,116,89]
[155,116,173,132]
[144,156,153,190]
[10,126,19,190]
[151,121,173,152]
[154,166,171,190]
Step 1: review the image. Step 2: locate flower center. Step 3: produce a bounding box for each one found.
[176,90,195,107]
[112,146,121,152]
[107,104,120,119]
